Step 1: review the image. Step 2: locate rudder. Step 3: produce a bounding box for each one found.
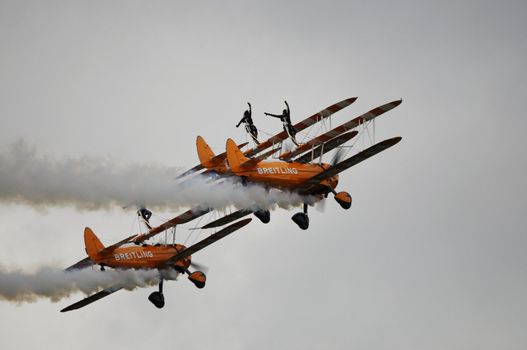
[226,138,250,172]
[196,136,217,168]
[84,227,105,260]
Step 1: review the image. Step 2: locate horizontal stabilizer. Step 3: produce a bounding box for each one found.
[65,257,94,271]
[177,142,249,179]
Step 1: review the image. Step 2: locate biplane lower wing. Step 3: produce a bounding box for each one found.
[241,147,281,167]
[163,218,252,267]
[61,284,123,312]
[298,137,402,194]
[293,132,358,164]
[201,209,253,229]
[176,164,203,180]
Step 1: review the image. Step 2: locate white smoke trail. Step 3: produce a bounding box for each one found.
[0,265,162,303]
[0,140,312,212]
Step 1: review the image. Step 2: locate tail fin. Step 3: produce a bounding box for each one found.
[226,138,251,172]
[84,227,105,260]
[196,136,217,168]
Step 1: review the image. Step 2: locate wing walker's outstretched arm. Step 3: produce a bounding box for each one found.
[237,102,253,127]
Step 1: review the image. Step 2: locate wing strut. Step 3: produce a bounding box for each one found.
[163,218,252,267]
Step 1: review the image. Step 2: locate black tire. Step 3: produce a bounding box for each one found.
[292,212,309,230]
[254,210,271,224]
[148,291,165,309]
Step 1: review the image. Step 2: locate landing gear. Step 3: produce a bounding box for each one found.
[240,176,248,186]
[148,279,165,309]
[292,203,309,230]
[253,210,271,224]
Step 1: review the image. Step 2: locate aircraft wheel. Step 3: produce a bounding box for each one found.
[292,212,309,230]
[253,210,271,224]
[148,291,165,309]
[241,176,248,187]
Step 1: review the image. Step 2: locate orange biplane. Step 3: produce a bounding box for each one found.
[62,216,251,312]
[63,96,402,311]
[192,98,403,229]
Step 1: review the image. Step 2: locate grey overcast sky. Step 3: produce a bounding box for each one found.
[1,0,526,349]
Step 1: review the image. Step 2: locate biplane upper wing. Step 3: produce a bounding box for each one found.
[133,206,212,243]
[293,132,358,164]
[60,283,123,312]
[162,218,252,267]
[282,100,401,162]
[297,137,402,194]
[280,130,359,161]
[245,97,357,157]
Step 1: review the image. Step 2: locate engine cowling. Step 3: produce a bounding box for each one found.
[188,271,206,289]
[334,191,352,209]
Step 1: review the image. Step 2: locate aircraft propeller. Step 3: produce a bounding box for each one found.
[190,261,209,274]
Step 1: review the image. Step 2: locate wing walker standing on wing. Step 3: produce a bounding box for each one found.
[236,102,259,145]
[265,100,299,146]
